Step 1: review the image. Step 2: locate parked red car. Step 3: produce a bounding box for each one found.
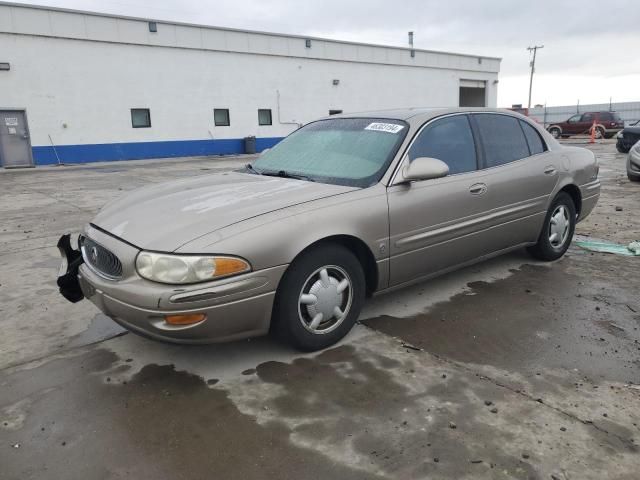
[547,111,624,139]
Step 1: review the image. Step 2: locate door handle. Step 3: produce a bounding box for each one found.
[469,183,487,195]
[544,166,557,175]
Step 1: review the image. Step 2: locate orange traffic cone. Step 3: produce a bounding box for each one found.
[589,120,596,144]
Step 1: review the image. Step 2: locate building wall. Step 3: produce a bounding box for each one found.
[0,3,500,165]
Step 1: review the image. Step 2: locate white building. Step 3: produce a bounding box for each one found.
[0,2,501,167]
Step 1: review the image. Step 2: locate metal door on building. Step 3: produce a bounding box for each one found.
[0,110,34,168]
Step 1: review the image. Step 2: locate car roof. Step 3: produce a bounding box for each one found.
[327,107,527,125]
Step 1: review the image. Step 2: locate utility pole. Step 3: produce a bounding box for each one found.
[527,45,544,109]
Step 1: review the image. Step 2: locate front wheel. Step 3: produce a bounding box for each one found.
[527,192,576,261]
[271,243,365,351]
[549,127,561,139]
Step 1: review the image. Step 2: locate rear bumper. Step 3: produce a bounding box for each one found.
[578,180,600,222]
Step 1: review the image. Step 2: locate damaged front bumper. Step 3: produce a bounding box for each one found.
[56,226,285,344]
[56,233,85,303]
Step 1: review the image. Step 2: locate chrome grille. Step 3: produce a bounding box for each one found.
[81,236,123,279]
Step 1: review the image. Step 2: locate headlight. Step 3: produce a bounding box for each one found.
[616,131,623,139]
[135,252,251,284]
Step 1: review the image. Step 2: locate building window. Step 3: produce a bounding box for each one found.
[258,109,272,126]
[329,110,343,115]
[131,108,151,128]
[214,109,230,126]
[148,22,157,33]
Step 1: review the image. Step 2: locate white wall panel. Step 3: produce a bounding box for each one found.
[0,3,499,153]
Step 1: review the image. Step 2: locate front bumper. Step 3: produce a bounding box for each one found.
[628,149,640,179]
[60,225,287,344]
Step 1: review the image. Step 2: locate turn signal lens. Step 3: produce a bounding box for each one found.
[165,313,206,325]
[214,257,252,277]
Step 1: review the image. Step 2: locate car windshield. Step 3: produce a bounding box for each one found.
[250,117,408,187]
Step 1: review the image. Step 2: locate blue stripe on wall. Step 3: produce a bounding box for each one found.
[31,137,285,165]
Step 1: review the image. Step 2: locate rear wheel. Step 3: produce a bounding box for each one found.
[272,243,365,351]
[527,192,576,261]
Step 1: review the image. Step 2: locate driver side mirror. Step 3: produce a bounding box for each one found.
[402,157,449,182]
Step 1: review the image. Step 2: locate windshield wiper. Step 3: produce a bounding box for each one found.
[261,169,315,182]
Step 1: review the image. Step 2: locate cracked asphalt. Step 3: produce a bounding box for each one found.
[1,141,639,479]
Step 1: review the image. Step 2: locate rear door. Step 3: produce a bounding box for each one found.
[467,113,559,248]
[579,113,595,134]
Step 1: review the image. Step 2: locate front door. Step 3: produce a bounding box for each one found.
[0,110,34,168]
[388,114,490,286]
[564,114,583,135]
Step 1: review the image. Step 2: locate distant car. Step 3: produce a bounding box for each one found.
[57,108,600,351]
[616,120,640,154]
[547,111,624,139]
[627,140,640,182]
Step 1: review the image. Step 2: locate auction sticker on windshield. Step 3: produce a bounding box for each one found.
[364,122,405,134]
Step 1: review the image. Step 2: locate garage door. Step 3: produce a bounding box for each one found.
[459,80,486,107]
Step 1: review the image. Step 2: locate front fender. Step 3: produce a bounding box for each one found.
[177,184,391,288]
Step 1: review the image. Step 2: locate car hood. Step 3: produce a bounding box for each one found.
[92,171,358,251]
[623,126,640,135]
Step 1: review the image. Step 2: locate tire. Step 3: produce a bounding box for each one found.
[595,127,605,139]
[271,243,366,351]
[549,127,561,139]
[527,192,576,261]
[617,145,630,154]
[629,174,640,183]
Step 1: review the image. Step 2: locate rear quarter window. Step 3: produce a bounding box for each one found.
[474,114,530,168]
[519,120,547,155]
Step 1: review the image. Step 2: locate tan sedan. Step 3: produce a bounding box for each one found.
[57,108,600,351]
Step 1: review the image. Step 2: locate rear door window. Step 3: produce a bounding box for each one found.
[474,114,530,168]
[408,115,477,175]
[581,113,594,123]
[519,120,547,155]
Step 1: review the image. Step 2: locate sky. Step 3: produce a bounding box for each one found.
[13,0,640,107]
